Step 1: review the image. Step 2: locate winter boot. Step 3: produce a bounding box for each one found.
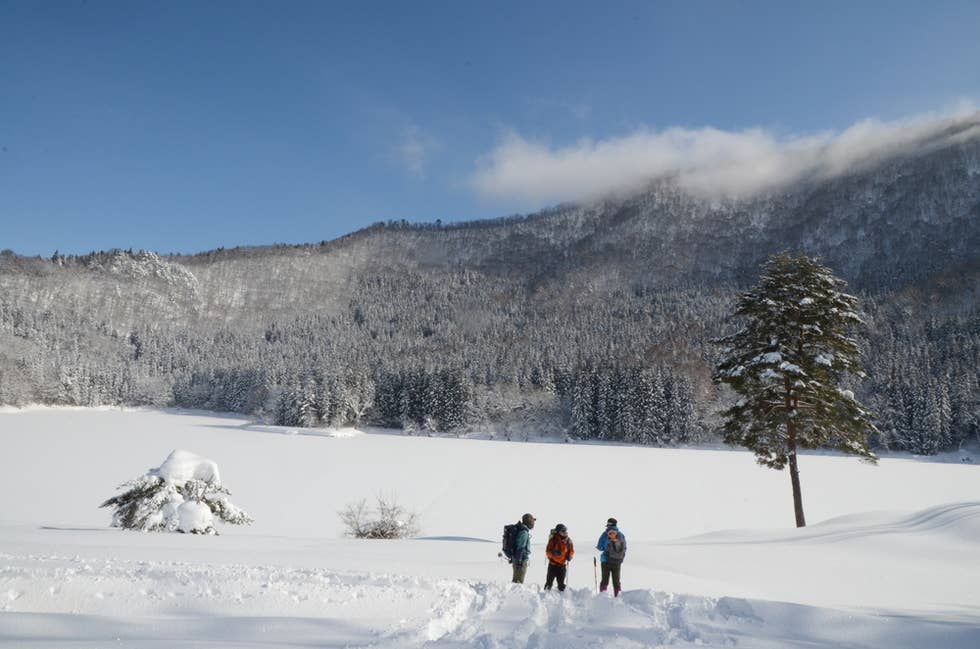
[614,587,621,598]
[599,585,607,594]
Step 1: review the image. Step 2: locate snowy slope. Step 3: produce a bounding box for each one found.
[1,407,978,648]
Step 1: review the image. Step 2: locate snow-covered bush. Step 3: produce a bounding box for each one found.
[340,494,420,539]
[100,450,253,534]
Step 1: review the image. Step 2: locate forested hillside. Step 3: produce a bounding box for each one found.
[1,122,978,453]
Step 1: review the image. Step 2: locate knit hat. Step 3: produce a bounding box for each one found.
[554,523,567,533]
[607,517,618,526]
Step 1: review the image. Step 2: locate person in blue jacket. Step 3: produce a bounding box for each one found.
[512,513,536,583]
[596,517,627,596]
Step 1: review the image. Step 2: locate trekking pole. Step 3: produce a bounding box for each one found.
[593,556,598,592]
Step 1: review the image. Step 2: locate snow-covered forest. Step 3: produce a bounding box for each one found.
[1,124,978,452]
[4,250,976,453]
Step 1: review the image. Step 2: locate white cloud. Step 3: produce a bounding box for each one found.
[470,106,980,205]
[394,125,440,179]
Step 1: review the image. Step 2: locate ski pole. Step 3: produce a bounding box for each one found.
[593,556,598,592]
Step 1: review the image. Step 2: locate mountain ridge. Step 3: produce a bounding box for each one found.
[7,115,979,291]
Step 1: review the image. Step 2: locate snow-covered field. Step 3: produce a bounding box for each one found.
[1,407,978,648]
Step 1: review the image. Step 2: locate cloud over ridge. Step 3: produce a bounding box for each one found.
[470,107,980,206]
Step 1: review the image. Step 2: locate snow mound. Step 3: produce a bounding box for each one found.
[802,501,980,544]
[151,449,220,486]
[676,501,980,546]
[404,581,755,648]
[324,427,363,438]
[177,501,214,533]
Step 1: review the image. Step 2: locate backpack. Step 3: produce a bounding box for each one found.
[501,523,520,561]
[547,532,573,564]
[605,531,626,563]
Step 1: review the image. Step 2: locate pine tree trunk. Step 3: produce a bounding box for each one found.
[786,371,806,528]
[787,441,806,527]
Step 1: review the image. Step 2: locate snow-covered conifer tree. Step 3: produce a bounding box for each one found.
[714,253,878,527]
[593,370,612,439]
[667,374,699,443]
[297,378,320,428]
[100,450,253,534]
[569,373,593,439]
[646,370,669,444]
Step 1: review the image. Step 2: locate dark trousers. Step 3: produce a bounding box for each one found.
[544,562,567,591]
[600,562,622,592]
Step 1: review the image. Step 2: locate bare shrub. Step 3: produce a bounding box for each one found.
[340,493,421,539]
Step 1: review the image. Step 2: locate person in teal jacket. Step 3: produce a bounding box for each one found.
[595,517,626,596]
[512,513,536,583]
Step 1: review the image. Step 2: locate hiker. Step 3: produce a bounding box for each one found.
[544,523,574,591]
[596,517,626,596]
[510,513,536,583]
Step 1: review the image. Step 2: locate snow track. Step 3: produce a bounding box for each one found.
[0,550,759,647]
[399,581,753,648]
[4,548,978,648]
[0,551,426,620]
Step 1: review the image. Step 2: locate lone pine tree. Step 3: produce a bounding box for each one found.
[714,253,878,527]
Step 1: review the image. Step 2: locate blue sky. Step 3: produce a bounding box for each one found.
[1,1,978,256]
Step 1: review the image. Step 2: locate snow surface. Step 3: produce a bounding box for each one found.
[1,407,979,648]
[153,449,221,486]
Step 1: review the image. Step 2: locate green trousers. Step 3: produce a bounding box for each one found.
[512,561,528,583]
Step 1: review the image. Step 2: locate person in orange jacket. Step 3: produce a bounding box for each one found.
[544,523,574,591]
